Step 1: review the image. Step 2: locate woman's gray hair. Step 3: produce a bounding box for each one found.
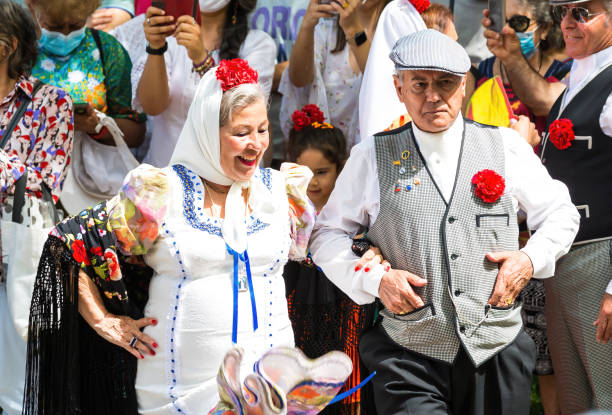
[516,0,565,51]
[219,83,266,127]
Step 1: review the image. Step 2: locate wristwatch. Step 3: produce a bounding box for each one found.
[146,41,168,55]
[349,31,367,47]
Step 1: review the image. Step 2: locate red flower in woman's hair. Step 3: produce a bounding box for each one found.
[292,110,311,131]
[215,58,258,92]
[472,169,505,203]
[548,118,575,150]
[410,0,431,13]
[301,104,325,123]
[72,239,91,265]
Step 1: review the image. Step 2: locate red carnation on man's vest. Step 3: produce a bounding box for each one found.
[215,59,258,92]
[410,0,431,13]
[472,169,505,203]
[548,118,575,150]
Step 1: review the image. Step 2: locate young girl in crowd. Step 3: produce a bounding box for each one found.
[283,104,376,415]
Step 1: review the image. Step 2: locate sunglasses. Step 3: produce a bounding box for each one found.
[506,15,532,32]
[552,5,603,23]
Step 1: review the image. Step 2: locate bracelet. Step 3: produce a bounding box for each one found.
[90,126,108,140]
[146,42,168,55]
[192,52,215,76]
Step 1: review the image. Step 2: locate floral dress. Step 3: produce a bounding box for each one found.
[31,29,144,123]
[279,18,362,147]
[49,163,315,414]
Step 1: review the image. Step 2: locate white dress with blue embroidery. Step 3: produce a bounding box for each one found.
[133,164,302,415]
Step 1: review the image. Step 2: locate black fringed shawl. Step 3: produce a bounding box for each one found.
[23,201,152,414]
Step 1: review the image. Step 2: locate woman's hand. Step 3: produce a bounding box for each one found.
[302,0,336,31]
[92,314,159,359]
[174,15,207,64]
[355,245,391,273]
[74,103,100,135]
[331,0,363,38]
[87,7,132,32]
[144,6,175,49]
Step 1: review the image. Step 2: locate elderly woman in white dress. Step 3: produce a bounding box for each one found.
[24,59,317,415]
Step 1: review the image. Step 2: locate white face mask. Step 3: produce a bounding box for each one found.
[199,0,232,13]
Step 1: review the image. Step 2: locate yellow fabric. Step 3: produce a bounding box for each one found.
[466,76,513,128]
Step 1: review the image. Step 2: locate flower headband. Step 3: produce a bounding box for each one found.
[215,58,259,91]
[291,104,333,131]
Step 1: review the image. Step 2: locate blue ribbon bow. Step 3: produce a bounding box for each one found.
[226,244,258,344]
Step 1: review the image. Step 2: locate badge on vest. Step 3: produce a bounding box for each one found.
[394,150,420,193]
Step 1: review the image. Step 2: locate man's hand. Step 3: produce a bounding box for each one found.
[378,270,427,314]
[87,7,132,32]
[486,251,534,307]
[482,9,523,64]
[594,293,612,344]
[510,115,540,147]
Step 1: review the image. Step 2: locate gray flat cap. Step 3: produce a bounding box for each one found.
[389,29,471,76]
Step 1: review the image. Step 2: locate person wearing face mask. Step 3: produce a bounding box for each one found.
[135,0,276,169]
[464,0,571,136]
[25,0,145,147]
[483,0,612,411]
[23,59,319,415]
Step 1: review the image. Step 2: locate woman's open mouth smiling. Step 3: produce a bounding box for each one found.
[237,155,258,166]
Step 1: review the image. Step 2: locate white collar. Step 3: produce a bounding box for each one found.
[565,44,612,105]
[412,115,464,148]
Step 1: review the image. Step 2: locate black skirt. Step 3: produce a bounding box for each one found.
[283,259,377,415]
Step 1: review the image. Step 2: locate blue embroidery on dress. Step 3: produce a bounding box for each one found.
[259,167,272,191]
[173,164,270,236]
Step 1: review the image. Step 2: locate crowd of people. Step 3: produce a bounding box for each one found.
[0,0,610,413]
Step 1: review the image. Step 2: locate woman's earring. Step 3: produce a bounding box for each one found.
[232,0,238,25]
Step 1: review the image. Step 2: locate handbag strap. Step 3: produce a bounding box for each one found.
[0,80,44,150]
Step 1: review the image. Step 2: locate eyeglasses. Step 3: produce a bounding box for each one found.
[552,5,603,23]
[506,15,532,32]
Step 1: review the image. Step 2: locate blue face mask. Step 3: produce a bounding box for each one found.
[39,26,86,57]
[516,29,538,59]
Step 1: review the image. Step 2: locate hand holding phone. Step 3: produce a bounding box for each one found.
[487,0,506,32]
[152,0,200,24]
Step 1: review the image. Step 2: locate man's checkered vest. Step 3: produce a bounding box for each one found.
[367,120,522,366]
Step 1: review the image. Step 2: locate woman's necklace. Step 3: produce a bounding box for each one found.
[202,180,228,217]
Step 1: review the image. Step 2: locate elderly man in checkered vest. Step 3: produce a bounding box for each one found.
[310,29,580,414]
[483,0,612,411]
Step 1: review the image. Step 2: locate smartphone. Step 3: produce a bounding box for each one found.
[488,0,506,33]
[74,102,89,115]
[151,0,201,24]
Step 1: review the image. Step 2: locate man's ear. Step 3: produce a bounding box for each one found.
[393,74,403,102]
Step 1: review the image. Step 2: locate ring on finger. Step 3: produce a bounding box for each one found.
[129,336,139,348]
[342,1,349,8]
[147,17,151,25]
[505,297,513,306]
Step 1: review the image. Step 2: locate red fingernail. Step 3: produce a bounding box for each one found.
[151,350,156,356]
[152,319,158,325]
[385,265,391,272]
[140,353,144,359]
[153,342,158,348]
[354,265,361,272]
[364,267,370,272]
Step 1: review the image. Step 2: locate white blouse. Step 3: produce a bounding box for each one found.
[279,18,362,148]
[113,16,277,168]
[131,165,298,414]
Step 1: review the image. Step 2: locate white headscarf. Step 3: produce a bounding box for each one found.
[170,65,275,253]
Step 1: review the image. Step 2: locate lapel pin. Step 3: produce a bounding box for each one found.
[401,150,410,160]
[399,167,406,175]
[393,160,401,166]
[413,178,420,186]
[394,183,401,193]
[405,185,412,192]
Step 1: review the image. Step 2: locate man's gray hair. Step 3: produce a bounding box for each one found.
[219,83,266,127]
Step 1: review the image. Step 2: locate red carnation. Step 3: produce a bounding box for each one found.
[90,246,103,257]
[302,104,325,123]
[72,239,91,265]
[292,110,311,131]
[215,58,258,92]
[472,169,505,203]
[410,0,430,13]
[548,118,575,150]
